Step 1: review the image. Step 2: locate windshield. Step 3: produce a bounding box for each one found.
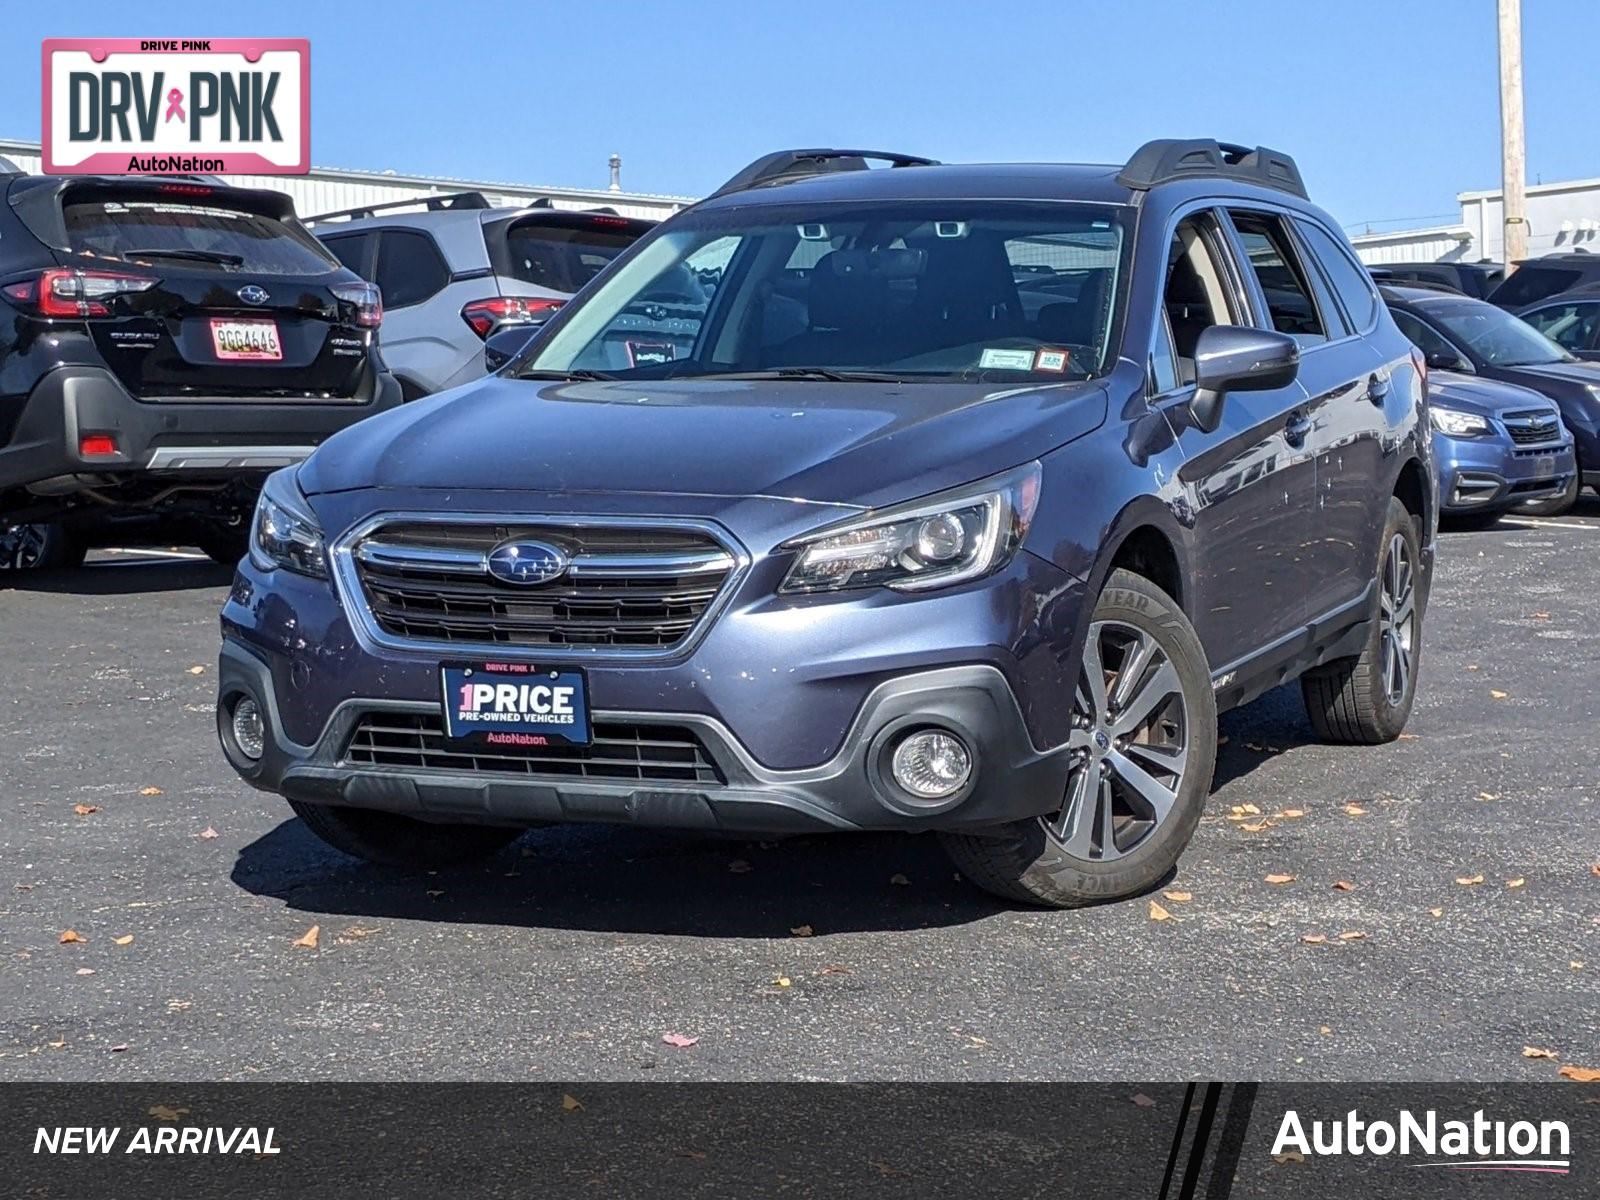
[522,200,1130,382]
[1426,299,1575,367]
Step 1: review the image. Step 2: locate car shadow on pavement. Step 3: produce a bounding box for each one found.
[231,818,1018,937]
[1212,683,1319,789]
[4,558,233,596]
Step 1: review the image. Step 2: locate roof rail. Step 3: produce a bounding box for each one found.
[709,148,938,199]
[304,190,496,224]
[1116,139,1307,199]
[1376,278,1467,297]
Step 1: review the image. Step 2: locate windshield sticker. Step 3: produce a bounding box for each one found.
[979,347,1037,371]
[626,341,676,367]
[1034,348,1070,372]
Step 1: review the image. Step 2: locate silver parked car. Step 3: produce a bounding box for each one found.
[309,193,652,398]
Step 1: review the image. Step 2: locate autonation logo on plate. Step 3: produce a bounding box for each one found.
[41,38,309,175]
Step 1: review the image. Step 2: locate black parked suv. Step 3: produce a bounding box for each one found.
[220,140,1436,908]
[0,165,399,570]
[1486,252,1600,310]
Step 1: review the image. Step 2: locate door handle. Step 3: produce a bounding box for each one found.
[1285,412,1312,448]
[1367,371,1391,404]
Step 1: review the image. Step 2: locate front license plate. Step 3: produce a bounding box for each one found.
[1531,454,1556,480]
[440,662,591,747]
[210,317,283,361]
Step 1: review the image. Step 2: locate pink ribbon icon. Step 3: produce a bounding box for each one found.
[164,88,185,123]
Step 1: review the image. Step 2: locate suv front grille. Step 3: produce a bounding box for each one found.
[347,520,736,652]
[343,711,724,784]
[1503,409,1562,446]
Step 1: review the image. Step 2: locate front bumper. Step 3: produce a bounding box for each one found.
[0,365,401,493]
[1432,429,1576,512]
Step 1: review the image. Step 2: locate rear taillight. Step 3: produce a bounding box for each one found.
[331,280,383,328]
[2,268,156,318]
[461,295,564,339]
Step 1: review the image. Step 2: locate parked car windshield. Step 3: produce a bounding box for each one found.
[1423,298,1575,367]
[522,200,1131,381]
[63,197,338,276]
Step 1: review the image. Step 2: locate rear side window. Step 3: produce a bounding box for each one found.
[63,199,338,276]
[374,230,451,308]
[1490,265,1582,309]
[320,232,374,277]
[1296,221,1379,331]
[1228,211,1327,345]
[501,219,641,293]
[1520,301,1600,352]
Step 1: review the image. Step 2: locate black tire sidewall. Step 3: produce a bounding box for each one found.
[1360,498,1425,738]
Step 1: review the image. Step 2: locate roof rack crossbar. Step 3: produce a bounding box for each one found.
[1116,139,1307,199]
[710,148,939,199]
[304,190,496,224]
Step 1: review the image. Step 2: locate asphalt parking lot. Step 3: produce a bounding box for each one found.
[2,499,1596,1083]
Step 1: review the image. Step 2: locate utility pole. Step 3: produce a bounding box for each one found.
[1498,0,1528,266]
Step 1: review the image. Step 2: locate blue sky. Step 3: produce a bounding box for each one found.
[8,0,1597,232]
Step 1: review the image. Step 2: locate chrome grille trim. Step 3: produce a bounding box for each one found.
[331,512,749,663]
[1501,409,1563,447]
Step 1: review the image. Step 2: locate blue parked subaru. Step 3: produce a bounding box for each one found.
[218,142,1437,907]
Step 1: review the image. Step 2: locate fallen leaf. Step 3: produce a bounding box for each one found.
[789,924,814,938]
[46,1038,66,1050]
[1162,890,1192,903]
[1265,873,1296,885]
[109,1044,129,1053]
[59,930,86,945]
[292,925,320,949]
[340,925,380,940]
[818,964,851,976]
[140,787,163,796]
[1337,931,1368,941]
[1531,611,1551,620]
[561,1093,585,1112]
[1506,878,1526,890]
[1240,821,1274,833]
[149,1105,188,1121]
[1280,808,1306,819]
[1455,875,1484,887]
[1573,962,1585,971]
[112,935,134,947]
[1558,1065,1600,1083]
[1273,1150,1306,1165]
[1466,664,1481,672]
[1397,731,1422,739]
[773,976,792,988]
[888,873,911,886]
[727,859,753,874]
[1319,1026,1333,1036]
[1302,933,1328,945]
[186,665,206,675]
[1490,689,1508,700]
[967,1035,987,1047]
[1591,864,1599,878]
[661,1032,698,1048]
[1332,881,1355,892]
[197,826,218,840]
[1148,900,1176,922]
[72,804,99,816]
[1131,1093,1156,1108]
[1476,792,1501,802]
[1428,907,1444,918]
[1524,1046,1558,1060]
[1239,803,1261,815]
[76,968,96,976]
[1343,804,1367,817]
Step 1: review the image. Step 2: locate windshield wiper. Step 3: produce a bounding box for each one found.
[701,367,909,383]
[517,369,619,382]
[121,247,246,267]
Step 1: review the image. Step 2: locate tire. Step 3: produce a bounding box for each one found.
[1514,470,1580,518]
[195,524,250,567]
[939,568,1218,908]
[288,800,523,868]
[0,522,87,572]
[1301,497,1422,745]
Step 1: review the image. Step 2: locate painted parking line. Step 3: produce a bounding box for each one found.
[95,547,213,562]
[1496,517,1599,532]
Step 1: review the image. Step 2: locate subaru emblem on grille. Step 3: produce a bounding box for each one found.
[486,539,570,586]
[237,284,271,306]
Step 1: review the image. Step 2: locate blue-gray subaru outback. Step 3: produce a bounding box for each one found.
[218,141,1437,907]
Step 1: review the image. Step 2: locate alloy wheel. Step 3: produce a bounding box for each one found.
[1378,533,1416,705]
[0,523,49,571]
[1043,620,1190,862]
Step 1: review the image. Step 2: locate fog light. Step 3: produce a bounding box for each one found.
[891,729,972,799]
[231,697,265,760]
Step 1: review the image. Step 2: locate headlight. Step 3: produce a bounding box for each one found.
[249,467,327,578]
[780,462,1042,594]
[1429,406,1491,437]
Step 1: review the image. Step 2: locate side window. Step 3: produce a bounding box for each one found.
[1296,220,1380,331]
[1150,310,1180,393]
[319,232,372,277]
[1161,215,1235,385]
[374,230,451,309]
[1521,302,1600,352]
[1390,308,1464,367]
[1228,211,1327,345]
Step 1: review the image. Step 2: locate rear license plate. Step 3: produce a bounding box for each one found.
[210,318,283,361]
[440,662,590,747]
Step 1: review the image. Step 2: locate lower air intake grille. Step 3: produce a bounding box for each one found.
[342,711,724,785]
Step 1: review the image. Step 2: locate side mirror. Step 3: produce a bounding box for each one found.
[1425,349,1469,373]
[483,324,543,373]
[1189,325,1300,433]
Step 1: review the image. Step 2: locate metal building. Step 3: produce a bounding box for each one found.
[0,137,692,222]
[1350,175,1600,266]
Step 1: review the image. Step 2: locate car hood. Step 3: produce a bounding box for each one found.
[1487,360,1600,391]
[1429,370,1555,418]
[297,374,1108,510]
